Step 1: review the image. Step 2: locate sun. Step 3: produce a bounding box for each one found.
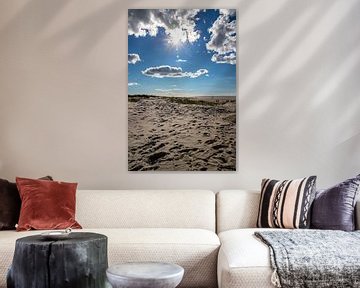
[167,28,186,48]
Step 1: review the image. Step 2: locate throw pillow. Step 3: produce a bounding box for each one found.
[0,176,53,230]
[0,179,20,230]
[16,177,82,231]
[257,176,317,229]
[311,174,360,231]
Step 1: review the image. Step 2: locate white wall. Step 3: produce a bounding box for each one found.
[0,0,359,191]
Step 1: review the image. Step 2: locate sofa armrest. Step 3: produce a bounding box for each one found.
[356,200,360,230]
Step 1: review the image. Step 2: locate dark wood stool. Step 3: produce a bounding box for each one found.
[7,232,108,288]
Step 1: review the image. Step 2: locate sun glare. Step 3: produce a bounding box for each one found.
[167,28,186,48]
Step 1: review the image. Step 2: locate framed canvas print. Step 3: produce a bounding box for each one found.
[128,9,236,171]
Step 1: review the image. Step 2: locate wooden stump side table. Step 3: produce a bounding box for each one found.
[7,232,108,288]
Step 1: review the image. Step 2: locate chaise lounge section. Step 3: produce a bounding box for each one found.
[216,189,360,288]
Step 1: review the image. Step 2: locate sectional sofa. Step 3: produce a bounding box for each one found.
[0,189,359,288]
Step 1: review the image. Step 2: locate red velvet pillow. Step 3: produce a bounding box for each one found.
[0,176,53,230]
[16,177,82,231]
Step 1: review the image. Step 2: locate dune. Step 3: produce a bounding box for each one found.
[128,95,236,171]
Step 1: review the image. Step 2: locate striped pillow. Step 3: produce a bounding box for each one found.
[257,176,317,229]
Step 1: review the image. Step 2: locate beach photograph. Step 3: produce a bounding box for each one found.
[128,9,236,171]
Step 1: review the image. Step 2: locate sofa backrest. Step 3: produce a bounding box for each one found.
[216,190,260,233]
[217,190,360,233]
[76,190,216,231]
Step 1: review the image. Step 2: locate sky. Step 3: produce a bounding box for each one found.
[128,9,236,97]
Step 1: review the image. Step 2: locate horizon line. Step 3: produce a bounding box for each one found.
[128,94,236,97]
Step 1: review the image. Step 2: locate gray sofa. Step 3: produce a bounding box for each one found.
[1,189,359,288]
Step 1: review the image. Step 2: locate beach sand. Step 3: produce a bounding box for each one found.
[128,95,236,171]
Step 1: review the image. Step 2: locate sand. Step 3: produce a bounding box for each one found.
[128,95,236,171]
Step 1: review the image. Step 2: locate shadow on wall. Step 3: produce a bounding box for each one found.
[0,0,70,36]
[236,0,360,158]
[239,0,360,114]
[0,0,359,184]
[0,0,133,57]
[43,1,127,56]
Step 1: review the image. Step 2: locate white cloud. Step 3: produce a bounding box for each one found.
[142,65,208,78]
[211,53,236,65]
[155,88,183,92]
[128,9,201,46]
[128,53,141,64]
[206,9,236,64]
[128,82,140,86]
[176,59,187,62]
[219,9,236,17]
[189,69,209,78]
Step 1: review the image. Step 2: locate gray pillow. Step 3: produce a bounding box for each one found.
[311,174,360,231]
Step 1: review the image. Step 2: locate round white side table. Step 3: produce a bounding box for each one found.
[106,262,184,288]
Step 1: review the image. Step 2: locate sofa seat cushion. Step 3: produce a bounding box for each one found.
[218,228,282,288]
[101,228,220,288]
[0,228,219,288]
